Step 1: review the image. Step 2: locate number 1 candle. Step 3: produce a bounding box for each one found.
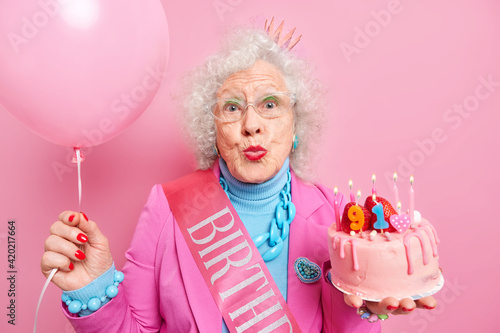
[372,202,388,232]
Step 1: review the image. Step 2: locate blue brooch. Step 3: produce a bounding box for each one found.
[294,257,321,284]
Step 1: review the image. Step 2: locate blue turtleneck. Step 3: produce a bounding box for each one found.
[219,157,290,333]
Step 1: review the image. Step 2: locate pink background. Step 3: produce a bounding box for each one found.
[1,0,499,332]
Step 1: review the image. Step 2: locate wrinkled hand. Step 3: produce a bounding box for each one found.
[40,211,113,291]
[344,294,437,315]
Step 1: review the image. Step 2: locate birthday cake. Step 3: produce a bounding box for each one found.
[327,179,442,301]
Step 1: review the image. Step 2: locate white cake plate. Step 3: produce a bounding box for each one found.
[331,272,445,302]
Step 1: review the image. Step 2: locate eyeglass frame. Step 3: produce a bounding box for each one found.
[204,91,296,123]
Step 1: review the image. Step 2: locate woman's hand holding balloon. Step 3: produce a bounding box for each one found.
[41,212,113,292]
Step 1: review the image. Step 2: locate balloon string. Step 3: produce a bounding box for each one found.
[34,268,57,333]
[76,148,82,209]
[34,148,83,333]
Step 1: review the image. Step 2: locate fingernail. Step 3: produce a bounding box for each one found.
[81,212,88,221]
[387,305,398,311]
[69,215,75,222]
[75,250,86,260]
[77,233,88,243]
[69,263,74,270]
[424,305,436,310]
[403,307,414,312]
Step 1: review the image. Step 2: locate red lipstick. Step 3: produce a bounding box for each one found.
[243,145,267,161]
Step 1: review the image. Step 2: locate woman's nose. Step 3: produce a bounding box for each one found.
[241,104,262,135]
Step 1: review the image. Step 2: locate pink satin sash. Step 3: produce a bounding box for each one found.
[163,170,301,332]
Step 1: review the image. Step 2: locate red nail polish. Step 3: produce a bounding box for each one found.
[75,250,86,260]
[403,307,414,312]
[81,212,88,221]
[77,233,88,243]
[69,215,75,222]
[69,263,74,270]
[424,305,435,310]
[387,305,398,311]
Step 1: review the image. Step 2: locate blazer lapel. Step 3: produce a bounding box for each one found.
[287,172,331,332]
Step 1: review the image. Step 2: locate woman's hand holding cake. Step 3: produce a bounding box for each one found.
[344,294,437,316]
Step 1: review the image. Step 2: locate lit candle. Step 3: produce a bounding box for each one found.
[393,172,400,206]
[409,176,415,224]
[356,190,361,206]
[334,187,341,231]
[372,174,377,196]
[372,193,377,204]
[397,201,402,215]
[349,179,355,202]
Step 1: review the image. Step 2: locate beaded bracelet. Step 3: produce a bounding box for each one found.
[62,270,124,314]
[357,301,389,322]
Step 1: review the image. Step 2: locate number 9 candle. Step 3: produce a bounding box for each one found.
[348,205,365,231]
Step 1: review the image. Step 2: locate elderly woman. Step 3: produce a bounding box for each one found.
[41,28,436,332]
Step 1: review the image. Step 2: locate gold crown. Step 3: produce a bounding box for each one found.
[264,17,301,51]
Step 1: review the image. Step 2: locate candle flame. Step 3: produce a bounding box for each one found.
[334,186,338,196]
[372,193,377,202]
[349,179,353,189]
[397,202,401,209]
[393,172,397,182]
[372,174,376,183]
[356,190,361,205]
[410,175,414,185]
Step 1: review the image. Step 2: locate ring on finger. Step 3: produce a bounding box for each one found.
[357,301,389,322]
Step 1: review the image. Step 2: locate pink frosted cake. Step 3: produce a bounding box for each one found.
[328,194,442,301]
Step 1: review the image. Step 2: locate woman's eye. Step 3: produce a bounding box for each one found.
[224,104,240,112]
[260,96,279,110]
[264,101,277,109]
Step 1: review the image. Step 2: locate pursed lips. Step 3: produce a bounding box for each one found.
[243,145,267,161]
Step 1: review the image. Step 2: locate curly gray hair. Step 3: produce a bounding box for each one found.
[182,28,323,181]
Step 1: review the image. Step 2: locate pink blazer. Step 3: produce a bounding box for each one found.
[64,165,381,333]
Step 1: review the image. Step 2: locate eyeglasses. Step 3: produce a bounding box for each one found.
[204,92,296,123]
